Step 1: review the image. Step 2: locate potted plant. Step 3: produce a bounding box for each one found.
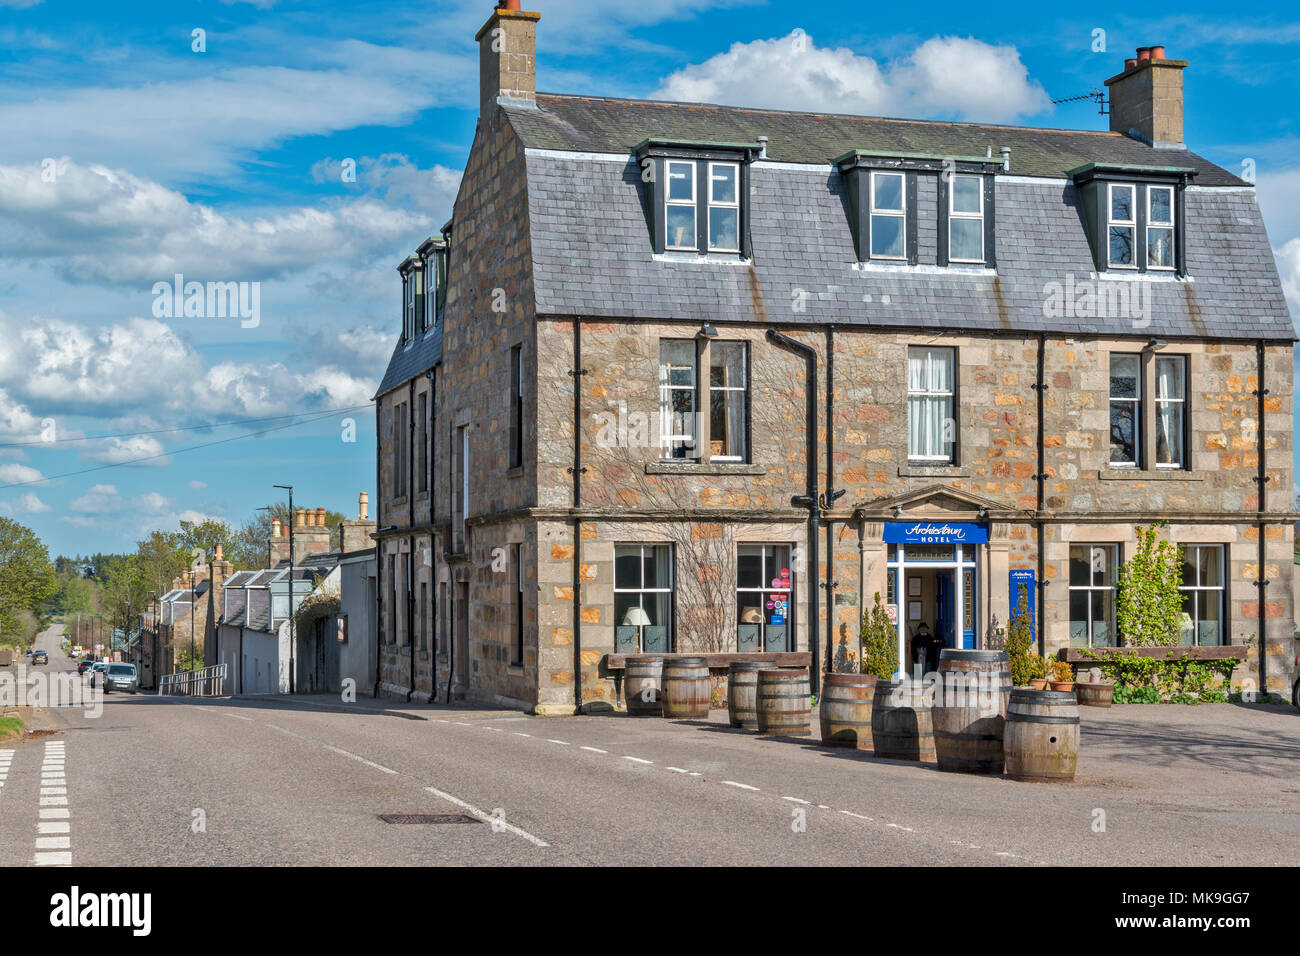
[1027,654,1049,690]
[1049,658,1075,692]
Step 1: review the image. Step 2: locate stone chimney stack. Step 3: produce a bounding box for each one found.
[292,505,332,563]
[205,543,234,666]
[340,491,378,554]
[1105,45,1187,148]
[270,516,291,566]
[477,1,540,116]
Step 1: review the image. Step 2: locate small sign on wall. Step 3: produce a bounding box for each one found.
[1008,569,1036,646]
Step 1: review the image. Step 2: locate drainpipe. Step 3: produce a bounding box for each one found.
[428,369,439,704]
[569,317,587,713]
[1034,334,1047,658]
[1255,341,1269,695]
[821,326,843,678]
[373,401,384,699]
[407,378,416,702]
[765,328,820,695]
[444,399,455,706]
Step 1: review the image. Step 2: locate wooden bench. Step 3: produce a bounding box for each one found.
[604,652,813,708]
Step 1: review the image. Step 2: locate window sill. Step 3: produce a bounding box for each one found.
[899,464,968,478]
[854,261,997,277]
[645,461,766,476]
[652,251,752,266]
[1099,468,1202,481]
[507,465,525,478]
[1096,270,1190,282]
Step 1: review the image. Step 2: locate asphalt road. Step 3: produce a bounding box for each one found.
[3,625,1297,866]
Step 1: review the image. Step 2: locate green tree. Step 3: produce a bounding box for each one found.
[100,555,151,649]
[135,530,186,599]
[859,592,899,679]
[0,517,57,641]
[57,575,98,616]
[1116,523,1184,647]
[176,519,236,571]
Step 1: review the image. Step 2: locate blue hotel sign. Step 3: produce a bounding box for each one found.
[884,522,989,545]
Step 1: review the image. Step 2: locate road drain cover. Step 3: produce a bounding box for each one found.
[378,813,481,825]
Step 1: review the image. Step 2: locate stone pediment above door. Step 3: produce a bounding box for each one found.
[854,484,1017,522]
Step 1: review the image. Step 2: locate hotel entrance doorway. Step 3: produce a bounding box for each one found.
[886,539,979,678]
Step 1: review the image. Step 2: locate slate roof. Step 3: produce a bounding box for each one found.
[523,148,1292,340]
[375,322,441,398]
[223,589,248,628]
[510,94,1247,186]
[223,571,255,588]
[246,590,271,632]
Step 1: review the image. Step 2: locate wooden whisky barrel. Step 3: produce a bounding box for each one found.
[625,656,664,717]
[871,679,936,762]
[1075,682,1114,708]
[819,672,877,750]
[933,649,1012,774]
[1004,689,1080,782]
[727,660,763,729]
[755,668,810,736]
[662,657,710,719]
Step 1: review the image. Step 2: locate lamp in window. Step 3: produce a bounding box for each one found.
[622,607,651,628]
[740,607,763,624]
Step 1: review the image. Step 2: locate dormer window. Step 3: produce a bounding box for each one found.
[1069,163,1192,276]
[870,172,906,259]
[417,237,448,333]
[636,139,757,258]
[836,151,1000,267]
[948,175,985,263]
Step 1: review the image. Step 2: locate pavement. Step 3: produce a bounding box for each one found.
[2,624,1297,866]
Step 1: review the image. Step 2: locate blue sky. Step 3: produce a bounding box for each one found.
[0,0,1297,557]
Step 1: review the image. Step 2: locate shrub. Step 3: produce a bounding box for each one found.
[1005,585,1037,686]
[1116,523,1184,647]
[859,592,898,679]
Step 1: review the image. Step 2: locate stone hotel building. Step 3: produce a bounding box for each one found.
[371,3,1295,713]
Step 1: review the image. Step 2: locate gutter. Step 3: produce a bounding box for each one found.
[765,328,821,695]
[373,401,384,699]
[407,378,416,703]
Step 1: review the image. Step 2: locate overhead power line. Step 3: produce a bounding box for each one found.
[0,406,369,490]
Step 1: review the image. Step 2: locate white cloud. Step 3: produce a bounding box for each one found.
[652,32,1051,123]
[0,463,44,485]
[69,484,121,513]
[1275,237,1300,321]
[0,491,50,517]
[0,159,436,285]
[309,155,462,217]
[188,480,207,490]
[0,312,380,423]
[83,435,169,467]
[0,385,44,441]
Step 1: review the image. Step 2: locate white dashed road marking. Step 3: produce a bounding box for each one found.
[580,746,607,754]
[0,748,12,790]
[722,780,760,791]
[323,745,398,775]
[623,756,653,765]
[35,742,70,866]
[424,786,550,848]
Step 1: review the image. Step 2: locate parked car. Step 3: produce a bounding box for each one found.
[1292,648,1299,710]
[87,661,107,687]
[77,659,92,676]
[103,663,138,695]
[31,650,48,665]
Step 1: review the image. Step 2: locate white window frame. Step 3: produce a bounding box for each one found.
[658,340,698,459]
[402,274,415,343]
[459,425,469,547]
[869,171,907,261]
[423,259,436,333]
[1108,353,1141,467]
[707,161,741,253]
[1107,183,1137,270]
[614,543,674,653]
[1147,185,1175,271]
[1154,354,1186,469]
[948,174,985,264]
[708,340,747,462]
[1068,544,1118,648]
[664,161,698,252]
[906,346,955,463]
[1178,545,1224,647]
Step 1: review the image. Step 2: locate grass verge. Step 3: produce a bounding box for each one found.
[0,715,26,742]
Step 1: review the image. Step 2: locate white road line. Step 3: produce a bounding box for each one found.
[546,739,570,746]
[423,787,550,848]
[722,781,759,791]
[886,823,914,832]
[623,756,653,764]
[840,810,873,821]
[222,713,254,722]
[580,746,607,754]
[817,805,830,809]
[666,766,689,773]
[35,741,71,866]
[323,745,398,775]
[783,796,811,804]
[513,732,531,737]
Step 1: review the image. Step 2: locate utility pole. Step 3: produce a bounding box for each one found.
[275,484,295,694]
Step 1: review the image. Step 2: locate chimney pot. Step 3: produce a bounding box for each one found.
[214,544,223,561]
[359,491,370,521]
[295,508,306,528]
[1124,57,1137,71]
[1149,45,1165,61]
[1136,46,1151,63]
[1107,45,1185,146]
[316,507,327,526]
